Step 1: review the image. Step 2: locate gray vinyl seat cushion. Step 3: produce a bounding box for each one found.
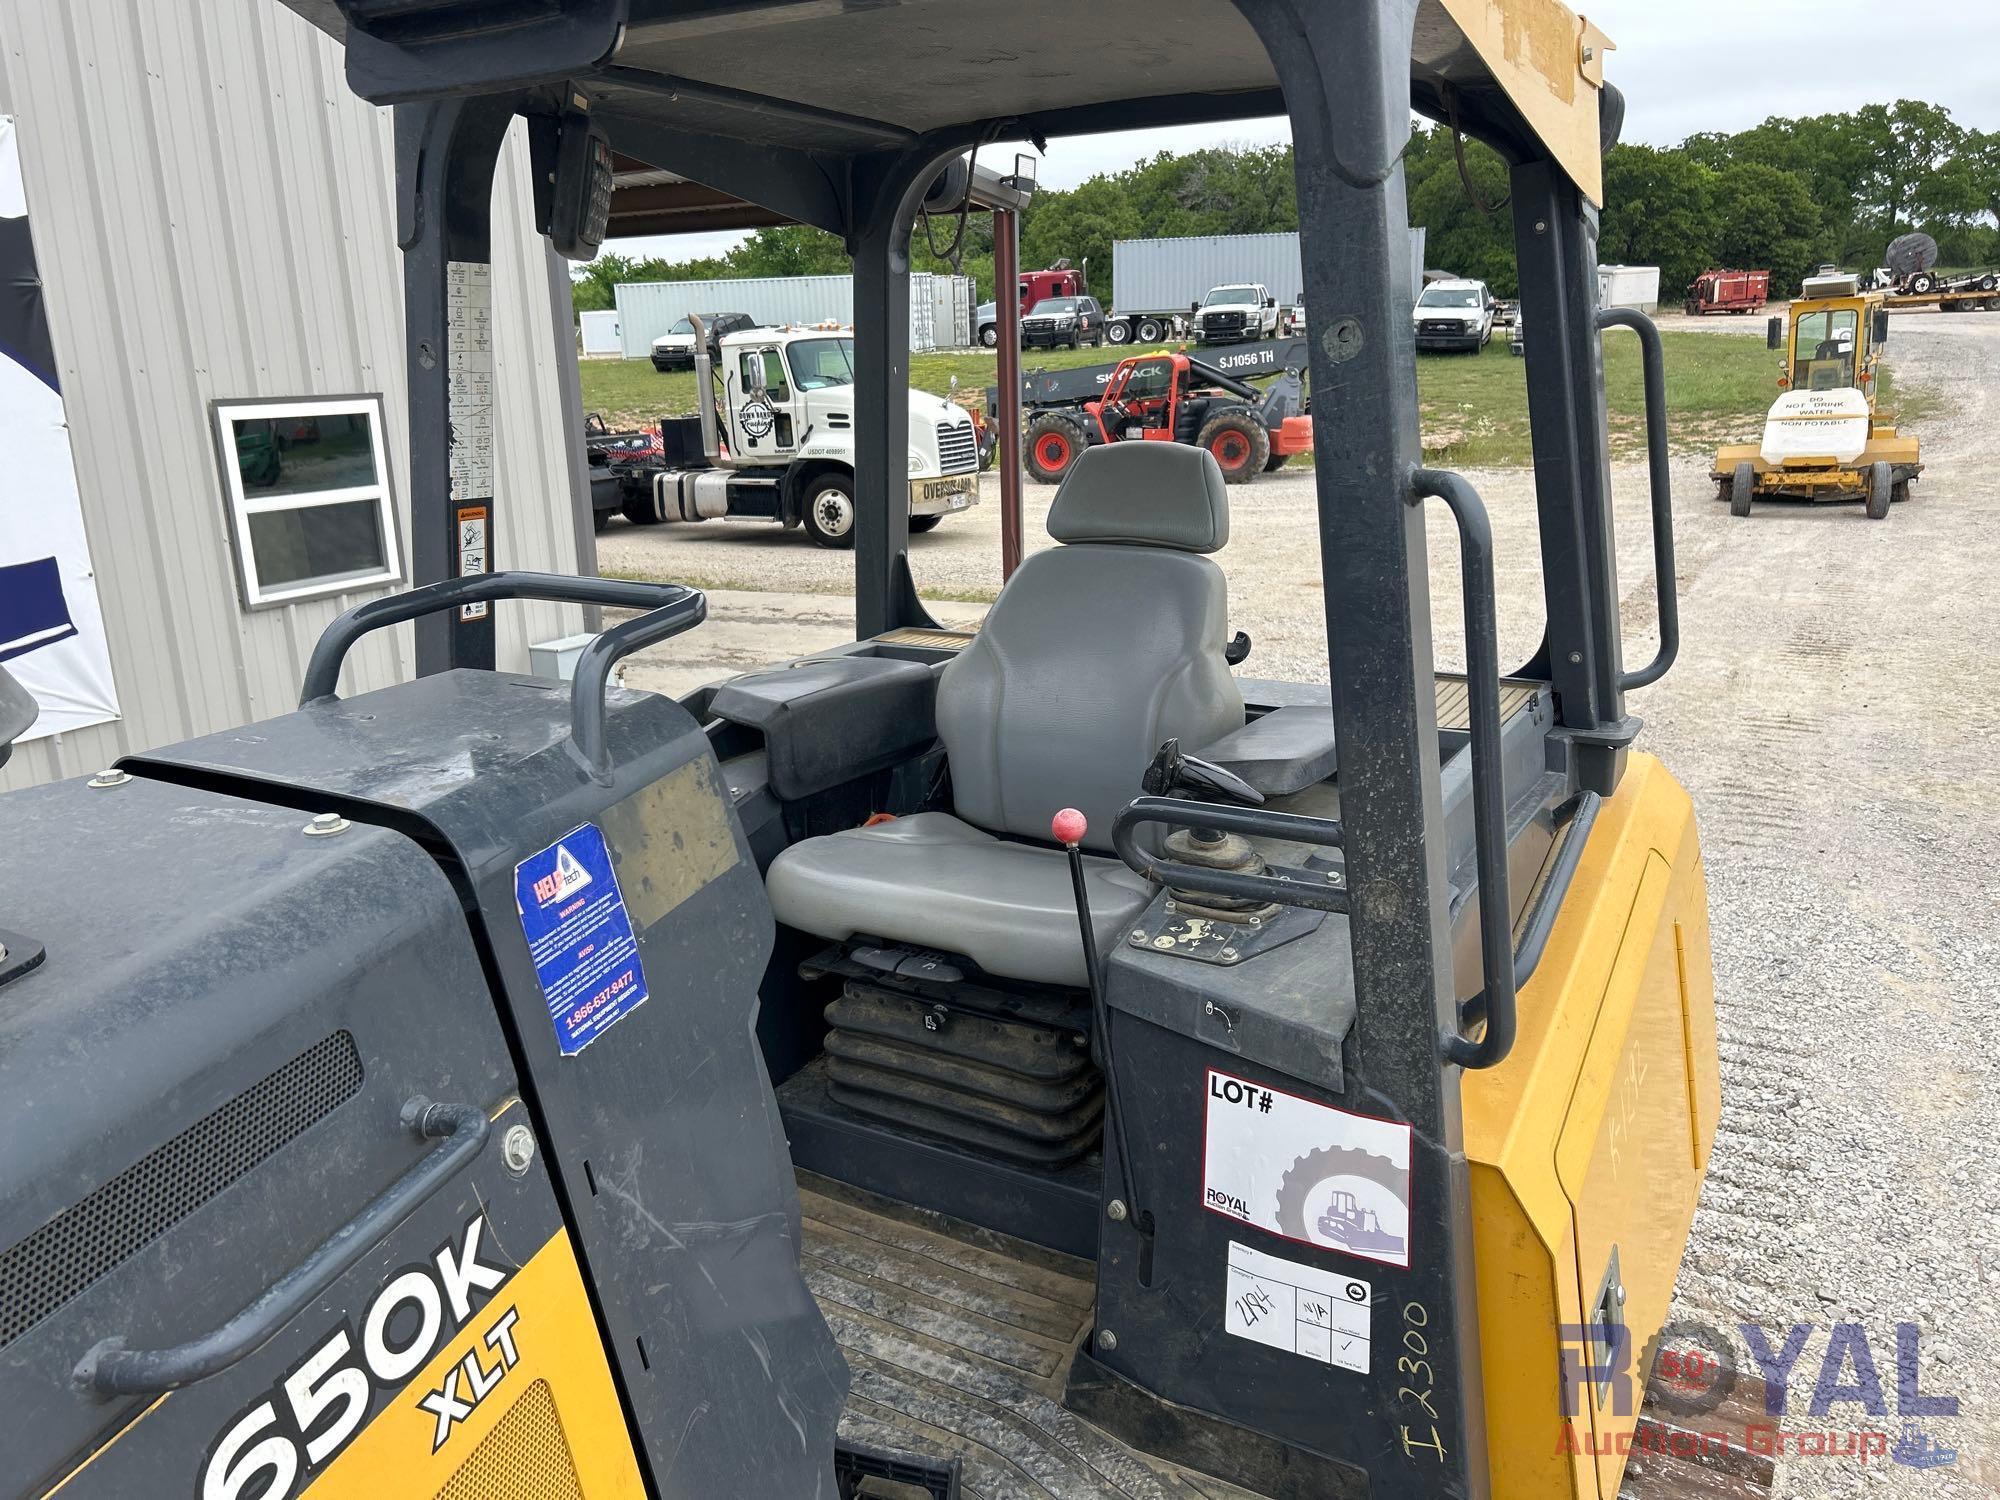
[766,443,1244,987]
[763,813,1155,988]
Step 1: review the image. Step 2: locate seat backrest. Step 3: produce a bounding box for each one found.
[936,443,1244,853]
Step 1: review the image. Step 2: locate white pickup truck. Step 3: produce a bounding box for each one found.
[1192,283,1282,344]
[611,322,980,549]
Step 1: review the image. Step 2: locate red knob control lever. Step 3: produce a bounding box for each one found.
[1052,807,1088,848]
[1051,806,1143,1227]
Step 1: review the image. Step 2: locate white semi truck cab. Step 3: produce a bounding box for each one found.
[617,322,981,548]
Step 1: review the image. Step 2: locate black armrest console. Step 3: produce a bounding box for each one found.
[1195,705,1337,796]
[707,656,938,801]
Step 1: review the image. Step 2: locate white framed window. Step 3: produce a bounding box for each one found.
[212,395,401,608]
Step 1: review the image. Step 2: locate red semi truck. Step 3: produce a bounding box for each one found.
[976,261,1087,346]
[1686,268,1770,315]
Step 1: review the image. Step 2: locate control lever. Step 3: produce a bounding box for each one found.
[1141,738,1263,807]
[1052,809,1143,1231]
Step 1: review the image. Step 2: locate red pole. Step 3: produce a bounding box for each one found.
[994,206,1024,581]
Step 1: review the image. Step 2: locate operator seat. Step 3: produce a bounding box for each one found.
[766,442,1244,987]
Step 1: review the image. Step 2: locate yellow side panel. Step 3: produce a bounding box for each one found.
[305,1231,645,1500]
[1861,433,1922,466]
[1467,1167,1593,1500]
[1558,854,1704,1500]
[1461,754,1719,1500]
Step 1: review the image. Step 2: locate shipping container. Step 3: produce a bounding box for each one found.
[1597,264,1661,313]
[1107,229,1426,340]
[614,272,975,357]
[579,308,623,355]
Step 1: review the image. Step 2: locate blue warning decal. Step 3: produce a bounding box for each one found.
[515,823,649,1056]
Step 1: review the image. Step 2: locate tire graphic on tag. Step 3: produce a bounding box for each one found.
[1274,1145,1409,1260]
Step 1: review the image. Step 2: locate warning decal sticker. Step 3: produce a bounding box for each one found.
[1203,1067,1414,1268]
[1224,1240,1371,1373]
[515,823,649,1056]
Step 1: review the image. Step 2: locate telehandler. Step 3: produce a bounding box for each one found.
[0,4,1719,1499]
[1711,269,1923,519]
[1022,347,1314,484]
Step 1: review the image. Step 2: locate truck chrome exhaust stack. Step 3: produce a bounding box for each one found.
[689,313,720,462]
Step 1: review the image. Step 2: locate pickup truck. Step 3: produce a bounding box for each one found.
[1192,283,1281,344]
[651,310,758,370]
[1412,278,1495,353]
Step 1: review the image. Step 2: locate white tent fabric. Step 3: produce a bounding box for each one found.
[0,116,119,742]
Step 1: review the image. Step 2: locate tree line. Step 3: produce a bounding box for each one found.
[571,100,1999,315]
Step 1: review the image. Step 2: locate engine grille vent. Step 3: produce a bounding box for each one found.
[935,420,979,475]
[435,1380,585,1500]
[0,1030,363,1349]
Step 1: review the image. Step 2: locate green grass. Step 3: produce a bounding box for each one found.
[1419,331,1791,467]
[579,329,1933,471]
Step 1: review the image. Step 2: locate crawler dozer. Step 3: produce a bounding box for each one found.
[1712,269,1923,519]
[0,4,1722,1499]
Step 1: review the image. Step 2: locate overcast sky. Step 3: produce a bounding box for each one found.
[607,0,2000,264]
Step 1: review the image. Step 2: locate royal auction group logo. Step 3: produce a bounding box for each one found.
[1558,1317,1960,1470]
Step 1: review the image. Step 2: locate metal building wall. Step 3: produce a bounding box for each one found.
[0,0,584,791]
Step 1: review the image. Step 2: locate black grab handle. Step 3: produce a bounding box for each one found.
[298,571,706,778]
[75,1100,490,1397]
[1597,308,1680,691]
[1410,469,1515,1071]
[1111,796,1349,913]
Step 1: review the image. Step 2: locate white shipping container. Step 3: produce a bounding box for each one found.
[614,271,978,358]
[1111,230,1426,317]
[578,309,622,355]
[1597,264,1661,313]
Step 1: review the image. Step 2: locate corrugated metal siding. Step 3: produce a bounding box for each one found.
[1113,233,1306,316]
[615,271,973,357]
[1112,230,1426,314]
[617,275,852,356]
[0,0,583,791]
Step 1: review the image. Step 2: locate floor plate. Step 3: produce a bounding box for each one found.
[800,1173,1267,1500]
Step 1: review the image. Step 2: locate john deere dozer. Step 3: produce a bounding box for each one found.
[0,4,1720,1499]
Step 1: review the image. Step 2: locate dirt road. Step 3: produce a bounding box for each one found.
[606,311,1998,1494]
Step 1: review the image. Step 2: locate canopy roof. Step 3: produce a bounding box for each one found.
[283,0,1612,204]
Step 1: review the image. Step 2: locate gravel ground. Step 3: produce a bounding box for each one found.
[605,311,2000,1493]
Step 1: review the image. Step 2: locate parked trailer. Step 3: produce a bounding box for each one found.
[614,271,976,357]
[1597,263,1659,313]
[1857,235,2000,311]
[1104,229,1425,344]
[1872,284,2000,314]
[1686,269,1769,315]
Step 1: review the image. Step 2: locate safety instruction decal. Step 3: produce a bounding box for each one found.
[1202,1067,1413,1268]
[457,505,489,621]
[1224,1240,1371,1373]
[515,823,649,1056]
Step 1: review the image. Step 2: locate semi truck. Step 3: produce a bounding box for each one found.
[610,318,981,548]
[975,260,1088,346]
